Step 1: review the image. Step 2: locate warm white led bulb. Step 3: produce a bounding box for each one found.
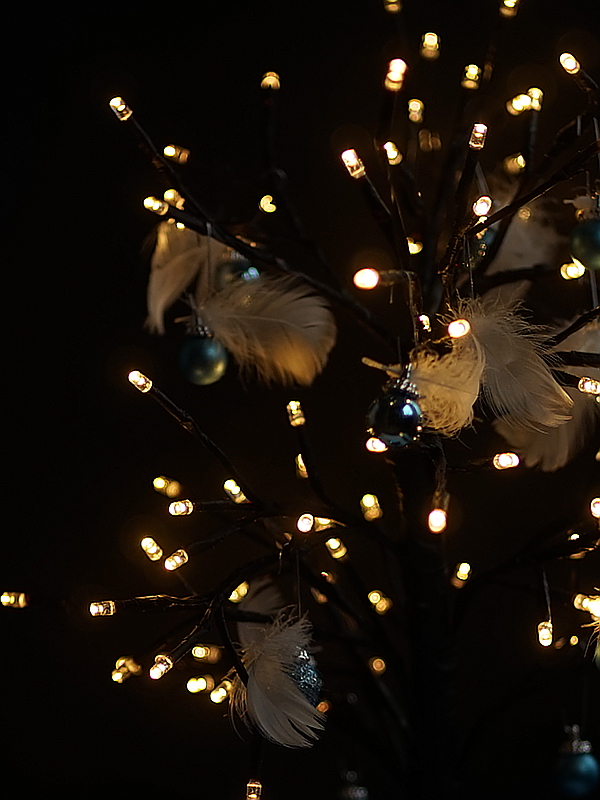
[261,71,281,90]
[247,779,263,799]
[361,493,383,521]
[591,498,600,518]
[578,378,600,396]
[169,499,194,516]
[187,675,215,693]
[428,508,447,533]
[366,436,388,453]
[259,194,277,213]
[1,591,28,608]
[353,268,380,289]
[143,196,170,216]
[506,93,532,116]
[560,261,586,280]
[341,149,366,179]
[493,452,520,470]
[295,453,308,478]
[420,32,440,60]
[537,620,553,647]
[385,59,407,91]
[503,153,526,174]
[383,141,402,165]
[408,98,424,123]
[164,549,189,571]
[462,64,481,90]
[192,644,221,663]
[163,144,190,164]
[369,656,387,675]
[560,53,581,75]
[128,370,152,392]
[149,654,173,680]
[469,123,487,150]
[109,96,132,121]
[153,476,182,498]
[447,319,471,338]
[473,196,492,216]
[286,400,306,427]
[326,537,347,559]
[229,582,249,603]
[223,479,248,504]
[297,513,314,533]
[500,0,519,17]
[140,537,163,561]
[89,600,116,617]
[210,680,232,704]
[527,87,543,111]
[456,562,472,581]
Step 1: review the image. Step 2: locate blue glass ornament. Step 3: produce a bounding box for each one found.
[570,218,600,272]
[556,726,600,798]
[178,336,228,385]
[287,647,322,707]
[367,369,423,447]
[216,257,261,289]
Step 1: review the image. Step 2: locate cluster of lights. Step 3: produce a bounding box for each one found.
[385,59,407,92]
[286,400,306,427]
[341,149,366,179]
[164,549,189,571]
[447,319,471,339]
[163,144,190,164]
[89,600,116,617]
[366,436,388,453]
[192,644,222,663]
[295,454,308,478]
[149,654,173,680]
[408,98,424,123]
[223,479,248,504]
[140,536,163,561]
[578,378,600,396]
[210,679,232,704]
[451,562,472,588]
[506,87,543,115]
[1,591,28,608]
[169,499,194,516]
[112,656,142,684]
[468,123,487,150]
[560,261,586,280]
[229,582,250,603]
[260,71,281,90]
[492,452,520,470]
[247,779,263,799]
[368,590,393,615]
[383,140,402,165]
[368,656,387,675]
[420,32,440,60]
[128,370,152,393]
[153,476,182,498]
[537,620,553,647]
[325,537,347,559]
[361,494,383,521]
[108,96,132,121]
[187,675,215,694]
[259,194,277,213]
[462,64,481,90]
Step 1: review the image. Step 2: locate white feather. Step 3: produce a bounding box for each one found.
[462,298,573,430]
[146,222,229,333]
[231,613,324,748]
[200,276,336,385]
[494,321,600,470]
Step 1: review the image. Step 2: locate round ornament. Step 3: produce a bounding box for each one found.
[556,726,600,798]
[367,370,423,447]
[570,218,600,272]
[287,647,322,707]
[216,257,260,289]
[178,336,228,385]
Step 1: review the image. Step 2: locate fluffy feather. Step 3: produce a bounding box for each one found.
[462,298,573,430]
[199,276,336,385]
[146,222,229,333]
[231,612,324,748]
[494,321,600,470]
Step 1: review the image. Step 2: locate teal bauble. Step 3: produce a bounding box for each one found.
[367,371,423,447]
[556,753,600,798]
[178,337,228,385]
[570,219,600,271]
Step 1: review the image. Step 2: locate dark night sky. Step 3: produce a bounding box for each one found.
[4,2,600,798]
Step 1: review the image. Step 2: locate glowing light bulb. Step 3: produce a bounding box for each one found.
[109,96,132,121]
[316,699,331,713]
[164,549,189,571]
[261,71,280,90]
[493,452,520,470]
[1,591,28,608]
[112,656,142,683]
[420,32,440,60]
[353,268,380,289]
[383,0,401,12]
[295,453,308,478]
[192,645,221,663]
[428,508,447,533]
[408,98,424,123]
[503,153,526,174]
[383,141,402,165]
[326,537,347,559]
[341,149,366,179]
[286,400,306,427]
[518,207,531,220]
[561,261,586,280]
[462,64,481,90]
[163,144,190,164]
[223,479,248,504]
[366,437,388,453]
[560,53,581,75]
[169,499,194,516]
[447,319,471,338]
[385,59,407,91]
[368,590,382,605]
[89,600,116,617]
[247,779,263,800]
[500,0,519,17]
[570,635,579,646]
[506,93,532,116]
[314,517,336,531]
[210,680,232,704]
[590,498,600,518]
[451,562,472,588]
[149,654,173,680]
[187,675,215,693]
[578,378,600,395]
[229,582,249,603]
[163,188,185,209]
[140,537,163,561]
[369,656,387,675]
[153,476,182,498]
[361,493,383,521]
[297,513,314,533]
[472,196,492,216]
[143,196,170,216]
[407,238,423,254]
[527,87,543,111]
[537,621,553,647]
[469,123,487,150]
[419,314,431,332]
[128,370,152,392]
[259,194,277,213]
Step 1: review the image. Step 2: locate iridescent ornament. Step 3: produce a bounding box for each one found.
[570,218,600,272]
[556,725,600,798]
[216,257,261,289]
[178,335,228,385]
[287,647,322,707]
[367,367,423,447]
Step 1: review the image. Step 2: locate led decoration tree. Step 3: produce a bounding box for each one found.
[3,3,600,799]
